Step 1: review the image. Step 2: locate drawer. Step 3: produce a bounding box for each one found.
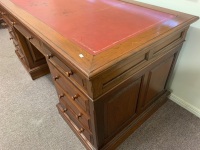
[48,62,90,113]
[55,82,91,130]
[15,45,24,58]
[1,10,16,26]
[57,103,93,144]
[42,44,88,92]
[9,30,19,48]
[9,30,18,46]
[14,24,42,52]
[150,30,186,60]
[8,28,17,40]
[15,48,27,65]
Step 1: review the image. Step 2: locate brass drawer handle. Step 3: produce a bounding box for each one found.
[58,93,65,99]
[76,113,82,119]
[66,71,73,77]
[72,94,79,100]
[78,128,84,133]
[53,76,60,81]
[47,54,53,59]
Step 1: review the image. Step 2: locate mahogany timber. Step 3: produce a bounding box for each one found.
[0,0,198,149]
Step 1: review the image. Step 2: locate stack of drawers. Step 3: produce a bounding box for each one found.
[0,12,25,63]
[46,53,94,145]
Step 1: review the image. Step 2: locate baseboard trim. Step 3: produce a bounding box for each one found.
[169,93,200,119]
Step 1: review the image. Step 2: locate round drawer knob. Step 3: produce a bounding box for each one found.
[78,128,84,133]
[27,36,33,40]
[1,12,6,15]
[76,113,82,119]
[66,71,73,77]
[62,107,67,113]
[53,76,59,81]
[10,37,13,40]
[47,54,53,59]
[72,94,79,100]
[11,21,16,26]
[58,94,65,99]
[20,56,25,59]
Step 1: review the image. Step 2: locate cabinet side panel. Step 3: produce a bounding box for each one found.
[142,57,174,108]
[104,78,142,138]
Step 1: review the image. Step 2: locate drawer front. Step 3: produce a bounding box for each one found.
[1,10,16,26]
[8,27,17,40]
[14,24,42,53]
[42,44,88,93]
[57,103,93,144]
[55,82,91,130]
[8,28,23,56]
[15,47,27,65]
[48,62,89,113]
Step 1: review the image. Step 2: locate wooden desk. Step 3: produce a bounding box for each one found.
[0,0,198,149]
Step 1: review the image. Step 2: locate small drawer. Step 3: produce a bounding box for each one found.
[15,46,24,59]
[12,39,19,48]
[150,30,186,60]
[48,62,89,113]
[57,103,93,144]
[14,24,42,52]
[9,32,18,45]
[42,44,87,92]
[8,28,17,39]
[55,82,91,130]
[1,11,16,26]
[15,49,27,65]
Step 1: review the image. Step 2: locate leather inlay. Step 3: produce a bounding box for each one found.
[10,0,175,55]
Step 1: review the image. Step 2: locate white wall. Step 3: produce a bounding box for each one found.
[133,0,200,117]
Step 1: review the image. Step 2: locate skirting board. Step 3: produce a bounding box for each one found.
[169,93,200,119]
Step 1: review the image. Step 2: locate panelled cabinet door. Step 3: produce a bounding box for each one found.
[139,56,174,110]
[97,76,142,141]
[105,78,141,137]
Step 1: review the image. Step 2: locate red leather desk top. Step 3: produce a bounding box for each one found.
[10,0,174,55]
